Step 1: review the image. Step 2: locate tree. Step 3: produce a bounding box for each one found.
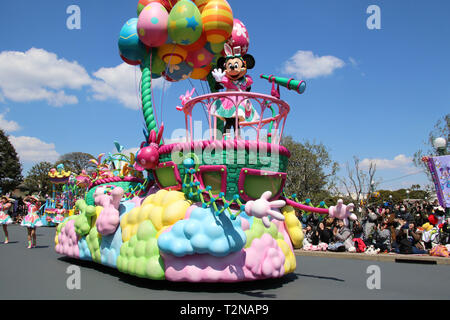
[55,152,96,174]
[0,129,23,193]
[23,161,54,196]
[413,114,449,182]
[337,156,378,210]
[281,136,339,204]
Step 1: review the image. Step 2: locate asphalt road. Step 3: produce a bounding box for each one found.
[1,225,449,300]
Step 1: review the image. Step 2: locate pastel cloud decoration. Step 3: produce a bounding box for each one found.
[94,186,124,236]
[157,206,246,257]
[163,233,285,282]
[117,220,165,280]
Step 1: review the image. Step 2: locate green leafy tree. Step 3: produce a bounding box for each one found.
[23,161,54,195]
[281,136,339,204]
[55,152,96,174]
[0,129,23,193]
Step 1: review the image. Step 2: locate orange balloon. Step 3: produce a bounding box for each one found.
[157,43,188,65]
[201,0,233,44]
[190,65,211,80]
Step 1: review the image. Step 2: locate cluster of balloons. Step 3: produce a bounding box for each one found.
[118,0,250,82]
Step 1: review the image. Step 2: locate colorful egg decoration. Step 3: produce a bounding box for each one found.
[186,47,213,68]
[205,41,224,54]
[201,0,233,44]
[163,61,193,81]
[137,0,179,15]
[158,43,188,64]
[120,54,141,66]
[194,0,209,13]
[137,3,169,47]
[118,18,147,63]
[190,65,211,80]
[226,18,250,55]
[168,0,203,45]
[179,27,207,52]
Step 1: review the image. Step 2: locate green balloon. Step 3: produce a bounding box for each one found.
[168,0,202,45]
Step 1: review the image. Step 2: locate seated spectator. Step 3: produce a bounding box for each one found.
[393,220,427,254]
[302,225,314,247]
[303,224,328,251]
[373,220,391,252]
[328,219,355,252]
[352,220,364,239]
[318,221,333,244]
[396,204,413,222]
[306,212,321,229]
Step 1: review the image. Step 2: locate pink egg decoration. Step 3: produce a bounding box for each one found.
[186,47,214,68]
[137,3,169,48]
[226,18,250,55]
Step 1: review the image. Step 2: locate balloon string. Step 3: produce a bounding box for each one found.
[159,45,177,128]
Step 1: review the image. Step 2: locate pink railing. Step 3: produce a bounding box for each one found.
[180,92,290,143]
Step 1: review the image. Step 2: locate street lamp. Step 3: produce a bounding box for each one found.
[433,137,447,156]
[406,190,410,201]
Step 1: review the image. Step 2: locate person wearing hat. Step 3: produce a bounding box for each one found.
[52,202,66,225]
[21,195,43,248]
[0,196,13,244]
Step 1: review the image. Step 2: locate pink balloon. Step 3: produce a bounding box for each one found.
[186,47,214,68]
[137,3,169,48]
[226,19,250,55]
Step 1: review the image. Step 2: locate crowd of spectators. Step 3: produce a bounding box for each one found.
[299,199,450,255]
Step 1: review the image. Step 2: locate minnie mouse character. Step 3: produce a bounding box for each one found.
[211,44,259,137]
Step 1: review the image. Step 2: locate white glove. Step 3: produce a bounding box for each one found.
[212,68,226,83]
[245,191,286,228]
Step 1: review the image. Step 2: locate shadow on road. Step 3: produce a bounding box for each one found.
[295,273,345,282]
[58,256,298,298]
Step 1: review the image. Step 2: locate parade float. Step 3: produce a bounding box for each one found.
[55,0,355,282]
[42,164,76,226]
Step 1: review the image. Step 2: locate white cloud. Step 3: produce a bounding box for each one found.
[0,48,92,107]
[0,48,171,110]
[360,154,413,170]
[8,135,60,163]
[0,109,21,132]
[90,63,169,110]
[282,50,345,79]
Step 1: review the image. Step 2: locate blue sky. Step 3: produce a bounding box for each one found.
[0,0,449,192]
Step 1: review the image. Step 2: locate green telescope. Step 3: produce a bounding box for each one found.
[260,74,306,94]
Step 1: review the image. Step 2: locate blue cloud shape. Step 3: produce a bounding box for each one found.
[158,206,246,257]
[78,237,92,261]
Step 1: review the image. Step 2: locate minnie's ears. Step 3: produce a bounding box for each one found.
[243,54,255,69]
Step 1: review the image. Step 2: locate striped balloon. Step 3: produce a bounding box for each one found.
[201,0,233,44]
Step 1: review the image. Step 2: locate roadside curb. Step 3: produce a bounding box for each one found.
[294,250,450,265]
